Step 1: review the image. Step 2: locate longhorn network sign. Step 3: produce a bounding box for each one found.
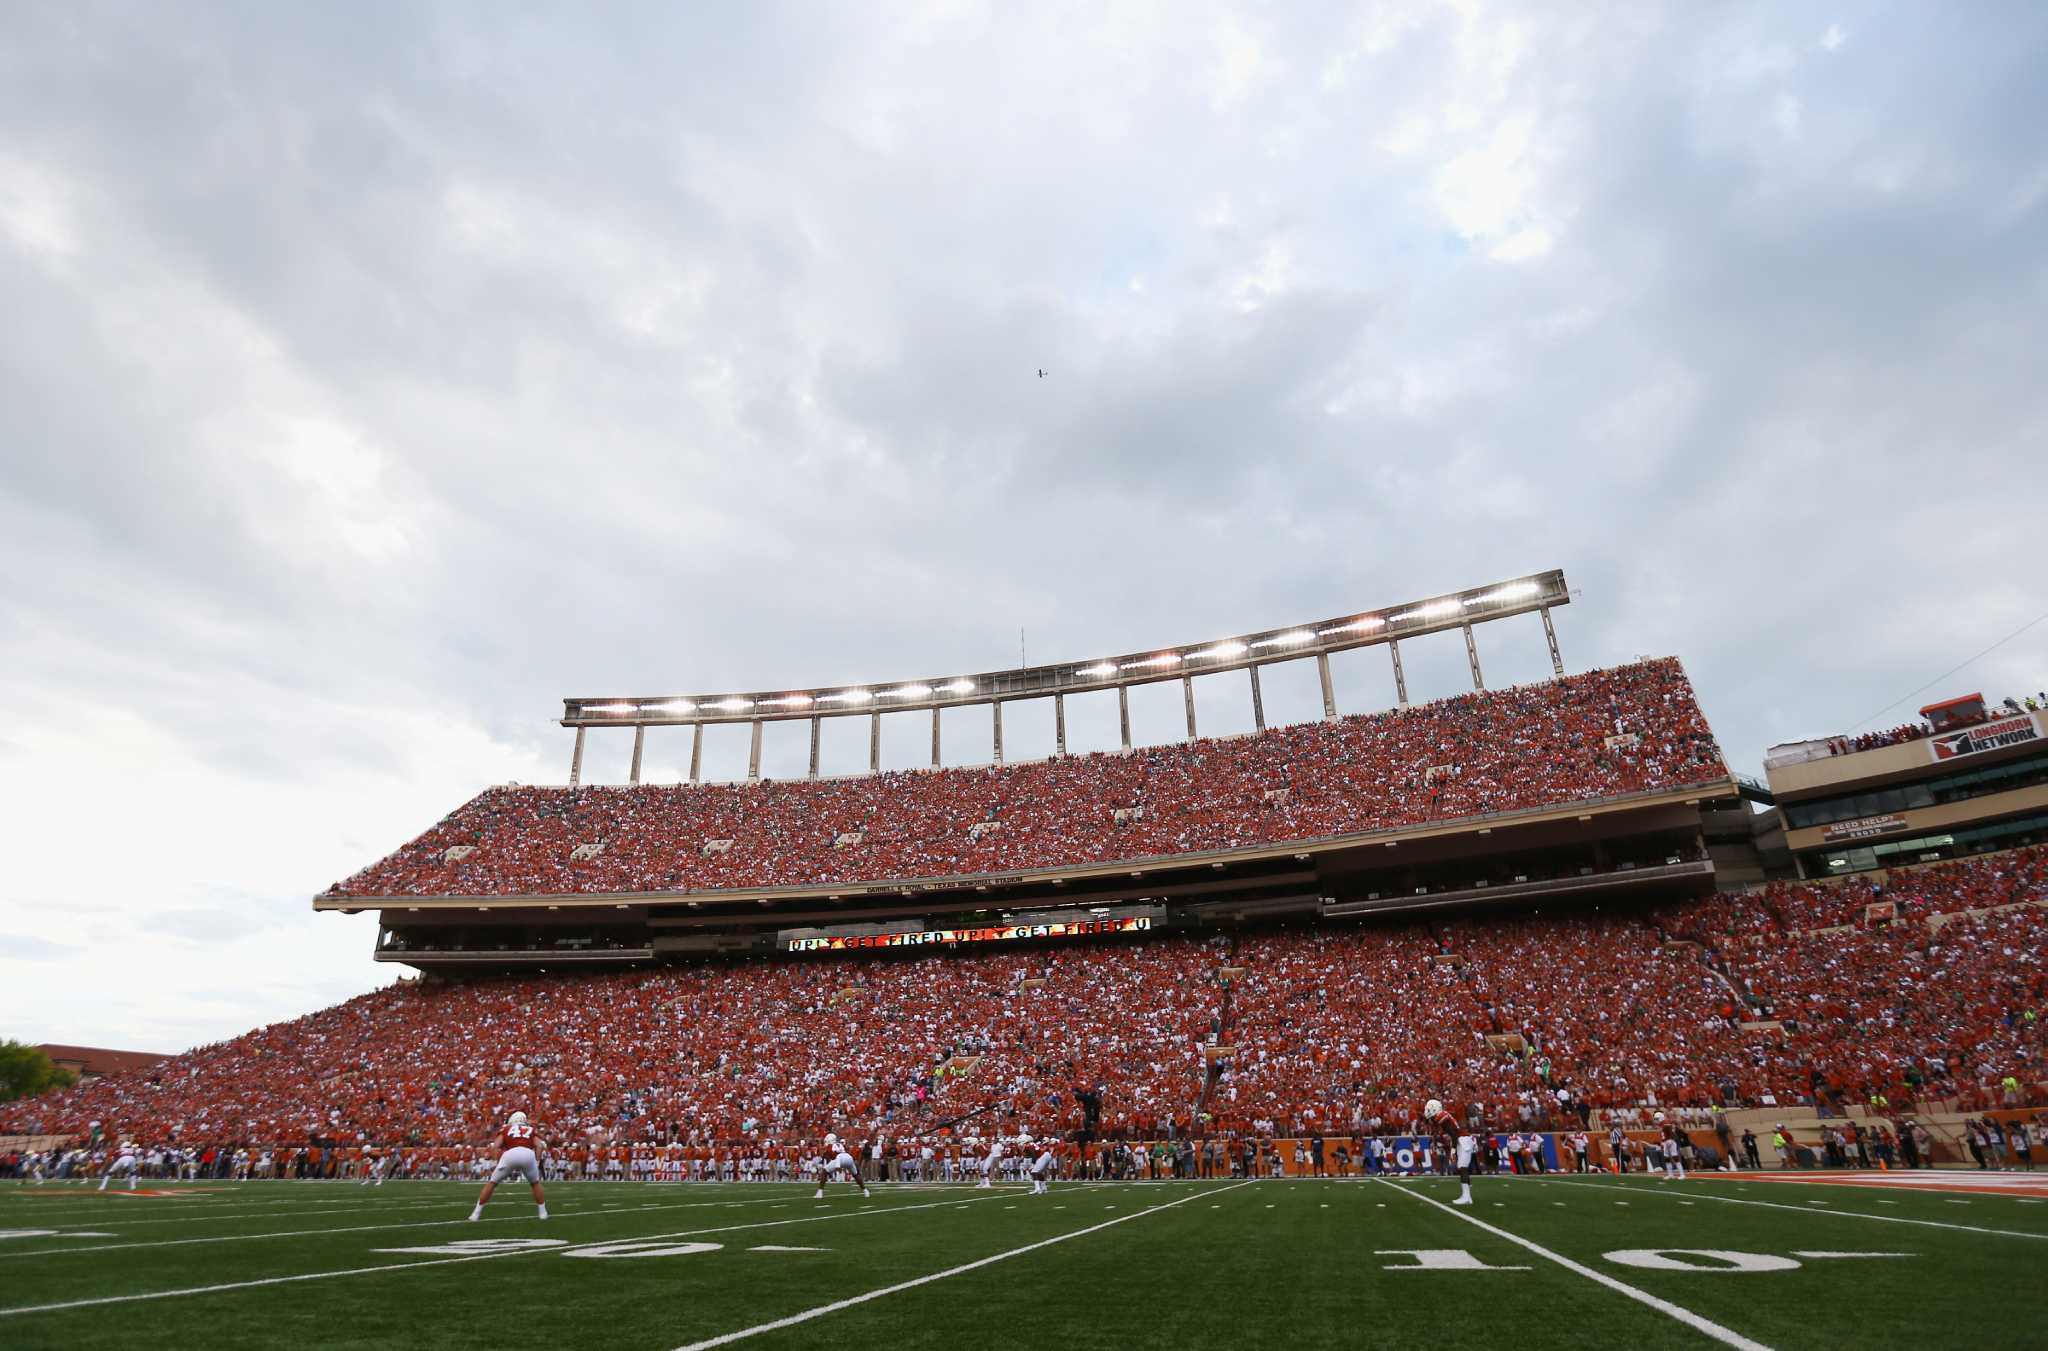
[784,916,1154,953]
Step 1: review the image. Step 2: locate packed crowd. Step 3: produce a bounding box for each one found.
[12,851,2042,1156]
[330,660,1725,898]
[1659,846,2048,1111]
[1821,724,1932,756]
[1808,691,2044,760]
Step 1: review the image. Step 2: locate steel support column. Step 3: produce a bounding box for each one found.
[747,719,763,781]
[1317,652,1337,720]
[1390,640,1409,707]
[1463,622,1484,691]
[1540,605,1564,677]
[629,725,645,784]
[992,701,1005,764]
[1249,664,1266,730]
[1118,685,1132,750]
[1054,693,1067,756]
[869,711,881,774]
[569,726,586,787]
[1182,676,1197,740]
[689,723,703,783]
[808,716,821,779]
[931,706,942,767]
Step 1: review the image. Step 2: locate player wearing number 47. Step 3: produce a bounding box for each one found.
[470,1111,548,1221]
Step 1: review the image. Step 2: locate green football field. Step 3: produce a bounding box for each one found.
[3,1172,2043,1350]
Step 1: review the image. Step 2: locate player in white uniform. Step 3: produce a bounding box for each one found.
[1658,1123,1686,1180]
[815,1133,871,1199]
[1028,1139,1056,1195]
[98,1141,141,1191]
[978,1135,1004,1188]
[1424,1099,1480,1207]
[470,1112,548,1220]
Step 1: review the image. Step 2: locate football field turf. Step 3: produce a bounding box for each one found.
[3,1172,2043,1350]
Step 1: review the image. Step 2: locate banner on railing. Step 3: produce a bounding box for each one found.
[1928,712,2040,762]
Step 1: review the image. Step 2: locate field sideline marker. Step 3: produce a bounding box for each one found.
[1553,1178,2048,1242]
[0,1190,1017,1318]
[669,1181,1255,1351]
[1379,1181,1772,1351]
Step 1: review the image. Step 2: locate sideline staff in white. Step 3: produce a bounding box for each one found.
[470,1111,548,1220]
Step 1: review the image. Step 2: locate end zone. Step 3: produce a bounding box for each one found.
[1704,1172,2048,1199]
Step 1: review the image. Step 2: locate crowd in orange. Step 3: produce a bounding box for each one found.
[328,659,1725,899]
[10,848,2043,1158]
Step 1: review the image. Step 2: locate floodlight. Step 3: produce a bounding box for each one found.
[1192,640,1248,661]
[1252,630,1314,649]
[710,697,753,711]
[1076,663,1117,678]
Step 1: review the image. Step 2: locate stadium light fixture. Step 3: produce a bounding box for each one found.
[710,697,753,712]
[1252,630,1314,649]
[764,695,814,708]
[647,699,697,714]
[886,684,933,700]
[1076,663,1117,678]
[941,679,976,694]
[1470,580,1541,605]
[591,701,638,715]
[1316,617,1384,637]
[820,689,872,704]
[1121,654,1182,671]
[1392,599,1463,622]
[1191,640,1248,661]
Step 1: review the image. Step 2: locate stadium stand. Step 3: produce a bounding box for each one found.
[10,847,2042,1153]
[328,659,1726,898]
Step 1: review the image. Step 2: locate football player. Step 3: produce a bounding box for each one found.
[1659,1122,1686,1181]
[1028,1138,1056,1195]
[469,1111,548,1220]
[98,1140,140,1191]
[1423,1099,1479,1207]
[815,1133,871,1199]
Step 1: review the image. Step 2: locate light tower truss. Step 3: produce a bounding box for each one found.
[560,568,1571,785]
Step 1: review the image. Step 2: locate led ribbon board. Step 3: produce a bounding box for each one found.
[785,915,1154,952]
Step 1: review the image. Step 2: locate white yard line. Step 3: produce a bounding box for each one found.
[669,1181,1252,1351]
[1379,1181,1772,1351]
[0,1197,502,1231]
[0,1185,1028,1261]
[0,1191,1019,1318]
[1552,1178,2048,1242]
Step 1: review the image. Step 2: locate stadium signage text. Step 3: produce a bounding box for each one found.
[1819,813,1909,844]
[786,916,1153,952]
[1928,713,2040,763]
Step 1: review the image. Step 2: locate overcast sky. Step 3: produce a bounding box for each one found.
[3,2,2045,1055]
